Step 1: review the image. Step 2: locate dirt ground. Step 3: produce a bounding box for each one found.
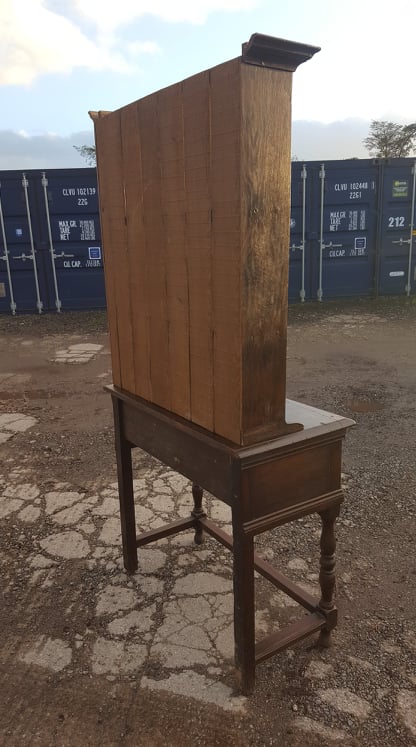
[0,297,415,746]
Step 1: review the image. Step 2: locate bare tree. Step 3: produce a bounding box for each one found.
[73,145,96,166]
[363,120,416,158]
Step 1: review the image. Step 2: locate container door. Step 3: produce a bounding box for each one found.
[378,161,416,296]
[311,161,378,300]
[0,173,48,313]
[37,169,106,310]
[289,163,313,301]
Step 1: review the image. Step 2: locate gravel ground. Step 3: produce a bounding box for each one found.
[0,297,415,746]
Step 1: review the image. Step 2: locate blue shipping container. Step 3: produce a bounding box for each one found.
[377,160,416,296]
[1,160,416,313]
[289,159,379,301]
[0,168,106,313]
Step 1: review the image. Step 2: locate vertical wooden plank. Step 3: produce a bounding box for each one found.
[93,114,121,386]
[210,59,242,444]
[157,84,191,419]
[240,64,293,442]
[137,94,171,411]
[93,110,135,391]
[182,71,214,432]
[120,104,152,401]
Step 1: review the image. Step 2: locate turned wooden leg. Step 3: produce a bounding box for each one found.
[191,484,206,545]
[317,504,340,647]
[112,395,138,573]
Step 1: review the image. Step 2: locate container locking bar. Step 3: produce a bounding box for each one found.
[22,174,43,313]
[318,163,342,302]
[0,184,17,314]
[290,164,308,302]
[41,172,62,312]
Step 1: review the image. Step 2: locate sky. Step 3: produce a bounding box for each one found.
[1,0,415,170]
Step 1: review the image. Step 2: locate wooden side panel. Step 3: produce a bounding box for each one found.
[137,94,171,411]
[93,110,134,391]
[210,59,242,444]
[158,84,191,418]
[182,71,214,431]
[119,104,151,400]
[240,64,293,442]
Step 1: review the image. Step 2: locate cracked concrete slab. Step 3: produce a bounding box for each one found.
[44,491,85,515]
[318,688,372,720]
[51,503,88,525]
[0,412,37,437]
[107,606,156,636]
[173,571,232,596]
[18,504,41,523]
[4,483,40,501]
[2,432,415,731]
[54,343,103,364]
[305,659,334,680]
[91,638,147,675]
[142,671,246,713]
[96,585,138,616]
[293,716,347,742]
[397,690,416,736]
[0,497,24,518]
[39,530,90,559]
[99,517,121,545]
[1,458,251,711]
[19,636,72,673]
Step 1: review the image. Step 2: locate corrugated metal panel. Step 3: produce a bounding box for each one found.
[1,160,416,313]
[289,160,379,301]
[0,172,47,313]
[39,170,105,310]
[289,162,311,301]
[0,168,106,312]
[314,160,379,300]
[377,160,416,296]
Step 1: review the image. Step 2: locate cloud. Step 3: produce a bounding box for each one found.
[0,0,160,85]
[0,118,372,171]
[0,0,256,86]
[0,129,95,169]
[75,0,257,27]
[292,119,370,161]
[291,0,416,123]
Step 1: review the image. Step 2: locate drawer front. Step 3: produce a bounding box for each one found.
[242,439,342,522]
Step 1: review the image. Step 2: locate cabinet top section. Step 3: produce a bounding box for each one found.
[241,33,320,72]
[89,34,320,125]
[91,33,320,446]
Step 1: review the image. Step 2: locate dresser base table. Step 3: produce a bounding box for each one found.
[108,385,354,694]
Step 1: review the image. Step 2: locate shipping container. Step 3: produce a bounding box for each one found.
[0,168,106,313]
[377,159,416,296]
[0,172,48,313]
[289,159,379,301]
[1,160,416,313]
[39,170,104,310]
